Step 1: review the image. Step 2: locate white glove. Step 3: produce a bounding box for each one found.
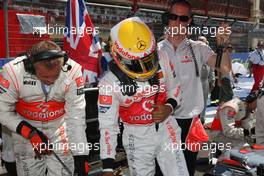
[241,117,255,130]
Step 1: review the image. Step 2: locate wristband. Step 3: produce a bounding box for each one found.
[102,158,115,170]
[165,98,177,109]
[165,103,173,114]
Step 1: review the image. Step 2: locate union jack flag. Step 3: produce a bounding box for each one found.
[64,0,101,83]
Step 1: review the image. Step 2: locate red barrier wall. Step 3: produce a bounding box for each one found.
[0,10,6,58]
[0,10,50,58]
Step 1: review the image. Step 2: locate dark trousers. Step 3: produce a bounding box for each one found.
[219,78,234,103]
[2,160,17,176]
[210,83,220,102]
[176,118,198,176]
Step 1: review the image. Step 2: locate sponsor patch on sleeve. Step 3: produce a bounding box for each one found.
[169,61,174,71]
[174,86,180,98]
[75,77,84,88]
[99,106,111,113]
[169,61,176,78]
[0,74,10,89]
[99,95,112,105]
[157,71,164,79]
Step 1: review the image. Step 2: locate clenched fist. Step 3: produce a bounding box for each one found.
[152,104,172,123]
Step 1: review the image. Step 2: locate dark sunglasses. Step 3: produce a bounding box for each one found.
[169,13,190,22]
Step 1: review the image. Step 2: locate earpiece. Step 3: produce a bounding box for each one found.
[61,63,72,72]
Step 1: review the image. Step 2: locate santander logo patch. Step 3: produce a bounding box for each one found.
[142,99,154,112]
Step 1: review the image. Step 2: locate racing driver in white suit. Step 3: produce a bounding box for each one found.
[209,97,256,149]
[98,17,188,176]
[0,41,89,176]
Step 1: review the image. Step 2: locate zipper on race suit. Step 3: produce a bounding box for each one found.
[40,83,49,128]
[41,83,49,102]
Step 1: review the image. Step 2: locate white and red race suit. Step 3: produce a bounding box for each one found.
[209,98,255,148]
[98,52,189,176]
[0,56,88,176]
[249,49,264,92]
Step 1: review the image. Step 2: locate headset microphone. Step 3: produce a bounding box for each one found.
[14,60,24,65]
[61,63,72,72]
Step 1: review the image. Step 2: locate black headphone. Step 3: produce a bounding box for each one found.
[23,50,71,74]
[162,11,170,26]
[161,0,191,26]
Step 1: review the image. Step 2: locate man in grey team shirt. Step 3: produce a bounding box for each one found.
[158,0,232,175]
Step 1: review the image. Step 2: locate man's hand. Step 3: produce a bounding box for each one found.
[74,155,90,175]
[16,121,51,159]
[152,104,172,123]
[30,130,52,159]
[241,117,255,131]
[102,172,114,176]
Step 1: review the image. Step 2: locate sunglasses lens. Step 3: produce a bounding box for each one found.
[169,14,178,20]
[169,13,190,22]
[179,16,189,22]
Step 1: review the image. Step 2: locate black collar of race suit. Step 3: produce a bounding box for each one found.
[108,60,160,96]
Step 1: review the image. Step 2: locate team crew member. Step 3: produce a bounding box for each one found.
[0,41,89,176]
[158,1,232,175]
[209,97,256,148]
[99,17,188,176]
[248,40,264,92]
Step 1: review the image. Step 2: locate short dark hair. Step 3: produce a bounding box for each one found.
[30,41,61,56]
[169,0,192,13]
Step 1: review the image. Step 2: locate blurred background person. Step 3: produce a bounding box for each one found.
[248,40,264,92]
[218,44,236,106]
[198,36,215,124]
